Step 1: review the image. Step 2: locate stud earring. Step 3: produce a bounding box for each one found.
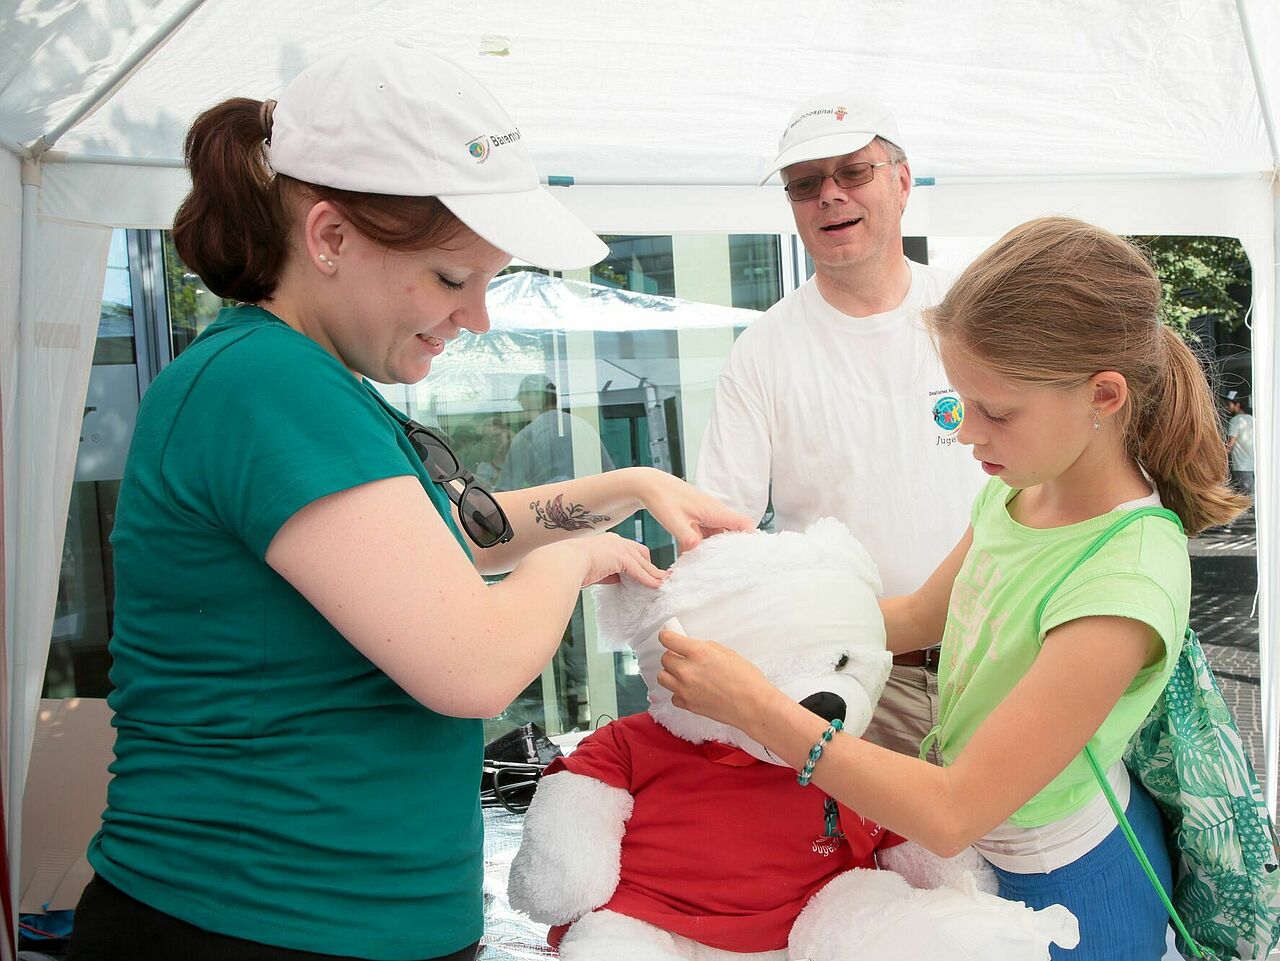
[1092,409,1102,431]
[319,254,332,265]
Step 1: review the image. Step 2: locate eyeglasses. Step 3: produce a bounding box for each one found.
[783,161,895,202]
[402,419,514,548]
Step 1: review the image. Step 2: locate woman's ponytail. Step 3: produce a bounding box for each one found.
[1134,326,1249,535]
[171,97,287,303]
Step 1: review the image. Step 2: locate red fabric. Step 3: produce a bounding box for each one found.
[544,713,903,953]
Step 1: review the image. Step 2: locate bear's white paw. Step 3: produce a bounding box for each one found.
[557,910,687,961]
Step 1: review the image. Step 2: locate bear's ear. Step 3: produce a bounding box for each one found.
[802,517,883,595]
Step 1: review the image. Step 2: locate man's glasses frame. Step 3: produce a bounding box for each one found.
[783,160,895,203]
[402,418,514,549]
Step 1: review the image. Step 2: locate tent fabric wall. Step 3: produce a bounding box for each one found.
[6,203,110,859]
[3,0,1276,179]
[0,149,19,961]
[0,4,1279,941]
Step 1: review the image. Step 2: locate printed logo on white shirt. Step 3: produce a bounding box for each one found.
[929,388,965,449]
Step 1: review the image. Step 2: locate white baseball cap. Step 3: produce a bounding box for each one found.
[758,91,902,185]
[267,40,607,270]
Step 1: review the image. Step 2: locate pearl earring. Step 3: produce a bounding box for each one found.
[1092,409,1102,431]
[319,254,332,265]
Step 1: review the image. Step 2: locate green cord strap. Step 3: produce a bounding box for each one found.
[1031,506,1183,641]
[1033,505,1204,959]
[1083,745,1204,957]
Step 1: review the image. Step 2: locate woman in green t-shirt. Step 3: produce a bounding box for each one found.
[67,43,751,961]
[658,217,1248,959]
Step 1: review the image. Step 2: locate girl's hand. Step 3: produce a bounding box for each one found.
[564,532,668,589]
[656,628,779,731]
[637,469,755,552]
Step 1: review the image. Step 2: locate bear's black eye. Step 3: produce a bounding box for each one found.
[835,653,849,671]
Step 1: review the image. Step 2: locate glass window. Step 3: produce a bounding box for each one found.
[47,229,139,697]
[728,234,782,311]
[592,236,675,296]
[165,233,234,358]
[93,230,136,365]
[377,234,781,741]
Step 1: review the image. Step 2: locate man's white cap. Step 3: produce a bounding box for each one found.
[758,91,902,185]
[267,40,607,271]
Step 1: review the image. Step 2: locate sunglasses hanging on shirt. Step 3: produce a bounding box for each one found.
[402,419,514,549]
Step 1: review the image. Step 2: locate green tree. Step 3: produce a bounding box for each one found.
[1128,236,1250,339]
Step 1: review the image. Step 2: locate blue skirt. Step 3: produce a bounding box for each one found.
[992,782,1173,960]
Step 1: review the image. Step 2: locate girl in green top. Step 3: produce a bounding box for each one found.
[658,217,1248,959]
[67,43,751,961]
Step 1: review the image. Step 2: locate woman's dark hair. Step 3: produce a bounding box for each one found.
[171,97,466,303]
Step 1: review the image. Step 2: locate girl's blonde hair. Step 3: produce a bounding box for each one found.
[927,216,1247,535]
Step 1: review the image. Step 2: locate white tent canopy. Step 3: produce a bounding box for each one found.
[1,0,1278,935]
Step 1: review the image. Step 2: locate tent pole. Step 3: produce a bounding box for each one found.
[1234,0,1279,817]
[1266,185,1280,820]
[27,0,210,159]
[8,156,41,958]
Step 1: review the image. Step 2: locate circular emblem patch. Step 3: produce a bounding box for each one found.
[932,395,964,432]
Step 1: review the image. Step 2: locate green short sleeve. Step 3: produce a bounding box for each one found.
[1040,569,1182,676]
[161,323,418,558]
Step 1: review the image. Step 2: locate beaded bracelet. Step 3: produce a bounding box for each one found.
[796,718,843,786]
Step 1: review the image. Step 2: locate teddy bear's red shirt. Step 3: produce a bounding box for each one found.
[544,711,904,953]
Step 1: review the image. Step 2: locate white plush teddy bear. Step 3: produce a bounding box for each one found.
[509,519,1079,961]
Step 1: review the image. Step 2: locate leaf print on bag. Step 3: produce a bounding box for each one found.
[1179,797,1245,866]
[1202,687,1233,726]
[1171,726,1232,796]
[1140,761,1178,798]
[1176,873,1221,925]
[1232,795,1280,874]
[1126,630,1280,960]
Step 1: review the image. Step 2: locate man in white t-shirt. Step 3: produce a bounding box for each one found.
[497,374,615,491]
[696,93,984,762]
[1223,390,1254,498]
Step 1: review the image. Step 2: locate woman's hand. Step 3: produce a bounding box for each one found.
[555,532,668,589]
[656,628,781,731]
[636,469,755,551]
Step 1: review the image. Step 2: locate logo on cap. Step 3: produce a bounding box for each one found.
[933,395,964,431]
[835,106,847,121]
[467,136,491,163]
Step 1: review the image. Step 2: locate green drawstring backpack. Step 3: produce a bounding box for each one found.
[1036,506,1280,961]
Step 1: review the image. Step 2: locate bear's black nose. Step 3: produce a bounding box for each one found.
[799,692,846,724]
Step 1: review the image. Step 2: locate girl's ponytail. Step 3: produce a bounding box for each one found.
[171,97,287,303]
[1135,326,1249,535]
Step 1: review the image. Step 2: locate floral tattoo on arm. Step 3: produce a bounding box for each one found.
[530,494,612,531]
